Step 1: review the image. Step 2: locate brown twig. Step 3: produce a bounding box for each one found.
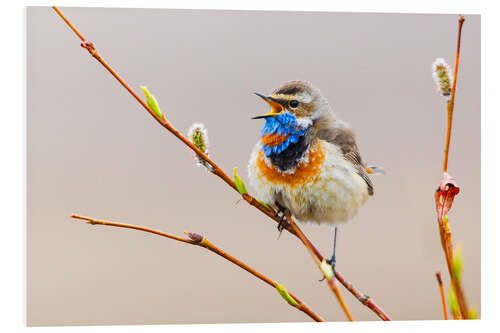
[443,15,465,173]
[328,281,353,321]
[434,15,469,319]
[334,271,391,321]
[285,214,390,321]
[71,214,323,322]
[435,176,468,318]
[52,6,390,321]
[435,271,448,320]
[285,213,354,321]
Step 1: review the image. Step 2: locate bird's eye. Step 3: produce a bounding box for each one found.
[289,100,299,109]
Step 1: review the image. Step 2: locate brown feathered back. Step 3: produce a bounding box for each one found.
[315,116,374,196]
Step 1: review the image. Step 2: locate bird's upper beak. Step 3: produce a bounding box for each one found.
[252,92,285,119]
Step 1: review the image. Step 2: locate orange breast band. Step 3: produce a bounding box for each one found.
[256,142,325,188]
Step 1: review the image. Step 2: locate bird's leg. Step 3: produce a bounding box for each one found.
[274,202,290,233]
[327,226,339,275]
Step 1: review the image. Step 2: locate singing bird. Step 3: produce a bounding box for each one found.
[248,80,383,270]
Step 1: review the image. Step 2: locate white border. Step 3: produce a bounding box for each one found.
[2,0,497,332]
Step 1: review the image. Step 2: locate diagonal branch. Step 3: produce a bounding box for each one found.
[71,214,324,322]
[286,215,390,321]
[286,214,353,321]
[52,6,390,321]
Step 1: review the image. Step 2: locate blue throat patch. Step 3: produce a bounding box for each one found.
[260,112,309,157]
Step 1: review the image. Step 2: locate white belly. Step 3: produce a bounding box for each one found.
[248,140,369,225]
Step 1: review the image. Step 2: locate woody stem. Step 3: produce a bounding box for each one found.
[442,15,464,173]
[71,214,323,322]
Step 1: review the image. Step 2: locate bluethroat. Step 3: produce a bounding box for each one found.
[248,80,384,272]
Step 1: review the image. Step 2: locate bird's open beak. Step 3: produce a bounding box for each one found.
[252,92,285,119]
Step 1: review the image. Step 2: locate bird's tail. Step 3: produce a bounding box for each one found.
[366,165,386,175]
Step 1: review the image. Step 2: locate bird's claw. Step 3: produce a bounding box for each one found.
[276,210,290,232]
[326,257,337,277]
[274,205,290,236]
[277,214,289,232]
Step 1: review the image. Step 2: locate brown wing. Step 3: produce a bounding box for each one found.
[316,119,374,196]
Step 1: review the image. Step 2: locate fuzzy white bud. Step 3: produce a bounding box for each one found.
[432,58,453,101]
[187,123,213,171]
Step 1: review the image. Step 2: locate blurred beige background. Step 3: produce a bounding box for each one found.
[27,7,480,325]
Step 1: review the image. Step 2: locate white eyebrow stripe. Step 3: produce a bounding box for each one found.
[271,93,312,104]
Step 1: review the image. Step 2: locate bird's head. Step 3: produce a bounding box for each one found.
[253,80,329,157]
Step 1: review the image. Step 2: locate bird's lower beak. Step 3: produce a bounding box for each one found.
[252,92,285,119]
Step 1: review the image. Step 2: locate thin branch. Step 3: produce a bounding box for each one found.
[435,176,468,318]
[53,6,236,194]
[71,214,323,322]
[52,6,389,321]
[434,15,469,319]
[435,271,448,320]
[334,271,391,321]
[286,214,354,321]
[328,280,353,321]
[286,213,390,321]
[443,15,465,173]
